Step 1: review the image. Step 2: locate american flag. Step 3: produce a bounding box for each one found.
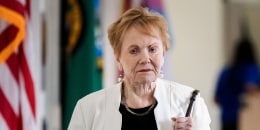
[0,0,37,130]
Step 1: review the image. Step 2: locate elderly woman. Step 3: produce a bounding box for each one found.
[68,7,211,130]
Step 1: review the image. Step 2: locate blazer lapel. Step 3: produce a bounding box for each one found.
[154,79,184,130]
[103,83,122,130]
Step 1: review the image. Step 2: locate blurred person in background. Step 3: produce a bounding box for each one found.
[214,34,260,130]
[68,7,211,130]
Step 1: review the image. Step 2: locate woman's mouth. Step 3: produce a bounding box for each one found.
[138,69,152,72]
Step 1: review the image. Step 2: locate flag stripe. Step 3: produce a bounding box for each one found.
[0,5,25,64]
[6,53,20,83]
[0,86,18,130]
[25,0,31,18]
[0,114,9,130]
[0,63,19,115]
[20,78,35,130]
[0,25,19,54]
[0,0,24,16]
[18,106,23,130]
[20,46,36,118]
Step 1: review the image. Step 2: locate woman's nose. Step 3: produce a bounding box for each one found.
[138,51,150,64]
[139,59,150,64]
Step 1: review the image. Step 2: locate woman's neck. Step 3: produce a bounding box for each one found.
[122,81,156,108]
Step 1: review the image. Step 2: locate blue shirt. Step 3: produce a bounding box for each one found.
[215,63,260,123]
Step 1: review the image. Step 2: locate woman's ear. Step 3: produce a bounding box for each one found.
[116,59,122,71]
[115,53,123,71]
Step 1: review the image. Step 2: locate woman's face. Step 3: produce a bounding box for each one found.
[117,26,164,85]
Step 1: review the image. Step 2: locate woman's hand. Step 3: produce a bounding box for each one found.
[172,117,193,130]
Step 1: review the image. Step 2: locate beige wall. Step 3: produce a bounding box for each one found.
[224,3,260,64]
[164,1,224,130]
[246,4,260,63]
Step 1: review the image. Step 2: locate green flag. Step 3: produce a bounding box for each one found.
[61,0,102,129]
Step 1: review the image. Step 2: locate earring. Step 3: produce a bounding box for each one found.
[118,71,124,82]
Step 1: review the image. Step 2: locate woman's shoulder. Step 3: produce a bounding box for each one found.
[157,78,196,99]
[158,78,194,92]
[69,83,121,126]
[77,83,121,106]
[156,79,206,115]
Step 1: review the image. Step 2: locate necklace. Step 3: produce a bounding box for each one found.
[122,100,157,116]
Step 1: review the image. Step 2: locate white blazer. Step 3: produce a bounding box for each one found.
[68,78,211,130]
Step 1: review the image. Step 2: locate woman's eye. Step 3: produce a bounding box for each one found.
[149,47,157,53]
[130,49,138,54]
